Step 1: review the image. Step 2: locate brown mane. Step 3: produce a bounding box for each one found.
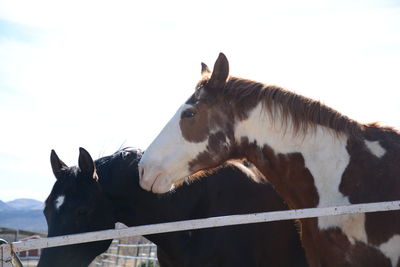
[199,76,365,138]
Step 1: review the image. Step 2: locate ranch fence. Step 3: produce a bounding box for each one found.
[0,227,46,267]
[2,200,400,267]
[0,226,159,267]
[90,237,158,267]
[0,228,45,244]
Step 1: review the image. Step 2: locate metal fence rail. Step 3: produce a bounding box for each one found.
[117,244,157,248]
[2,200,400,266]
[102,254,157,260]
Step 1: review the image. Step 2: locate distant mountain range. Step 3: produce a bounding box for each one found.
[0,198,44,211]
[0,200,12,211]
[0,199,47,233]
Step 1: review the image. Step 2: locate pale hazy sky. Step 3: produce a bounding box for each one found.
[0,0,399,201]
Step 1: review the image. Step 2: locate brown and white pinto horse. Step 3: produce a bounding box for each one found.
[139,53,400,267]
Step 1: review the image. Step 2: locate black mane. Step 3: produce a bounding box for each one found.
[95,148,143,176]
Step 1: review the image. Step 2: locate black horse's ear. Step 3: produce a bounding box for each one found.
[201,62,211,76]
[206,53,229,92]
[78,147,97,180]
[50,150,68,179]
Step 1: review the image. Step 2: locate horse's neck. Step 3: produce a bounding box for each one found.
[99,177,188,252]
[147,181,212,261]
[101,172,206,246]
[102,183,182,226]
[234,103,351,209]
[141,184,207,258]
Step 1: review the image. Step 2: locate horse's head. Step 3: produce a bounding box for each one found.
[139,53,239,193]
[38,148,114,267]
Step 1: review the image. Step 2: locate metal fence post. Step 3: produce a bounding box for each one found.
[135,243,139,267]
[115,239,120,267]
[1,241,12,267]
[1,242,22,267]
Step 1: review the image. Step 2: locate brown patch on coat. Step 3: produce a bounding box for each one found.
[188,131,234,175]
[231,138,321,266]
[232,137,319,209]
[181,92,235,144]
[299,218,321,267]
[317,228,392,267]
[179,102,211,143]
[340,124,400,246]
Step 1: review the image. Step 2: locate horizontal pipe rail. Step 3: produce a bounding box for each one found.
[102,253,157,260]
[1,200,400,260]
[117,243,157,248]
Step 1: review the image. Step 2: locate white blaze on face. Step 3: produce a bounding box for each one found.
[55,195,65,211]
[139,103,209,193]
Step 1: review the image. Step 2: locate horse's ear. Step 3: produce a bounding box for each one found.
[206,53,229,92]
[201,62,211,76]
[78,147,97,180]
[50,150,68,179]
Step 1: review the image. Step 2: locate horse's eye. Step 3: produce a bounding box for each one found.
[181,109,196,119]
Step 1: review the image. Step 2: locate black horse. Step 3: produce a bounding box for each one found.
[38,148,307,267]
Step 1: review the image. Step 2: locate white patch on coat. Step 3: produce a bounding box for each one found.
[365,140,386,158]
[234,103,367,243]
[139,104,209,193]
[319,213,367,244]
[379,234,400,267]
[55,195,65,210]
